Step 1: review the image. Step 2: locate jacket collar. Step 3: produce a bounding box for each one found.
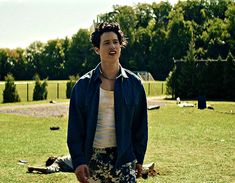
[93,62,128,82]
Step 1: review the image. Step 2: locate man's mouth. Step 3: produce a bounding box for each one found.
[109,50,116,55]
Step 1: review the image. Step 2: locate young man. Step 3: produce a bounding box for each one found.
[67,22,148,183]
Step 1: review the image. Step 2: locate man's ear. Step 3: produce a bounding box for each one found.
[94,47,100,55]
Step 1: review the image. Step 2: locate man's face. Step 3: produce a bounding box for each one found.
[95,31,121,63]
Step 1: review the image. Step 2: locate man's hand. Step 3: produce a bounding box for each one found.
[135,163,142,178]
[75,164,90,183]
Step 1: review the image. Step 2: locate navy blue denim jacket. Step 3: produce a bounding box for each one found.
[67,63,148,169]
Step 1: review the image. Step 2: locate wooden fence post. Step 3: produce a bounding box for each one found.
[148,82,150,96]
[57,83,59,99]
[27,83,29,101]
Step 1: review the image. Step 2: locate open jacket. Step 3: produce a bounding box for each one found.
[67,63,148,169]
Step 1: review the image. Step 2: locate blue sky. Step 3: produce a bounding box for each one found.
[0,0,178,49]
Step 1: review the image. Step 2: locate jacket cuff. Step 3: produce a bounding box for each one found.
[72,157,87,170]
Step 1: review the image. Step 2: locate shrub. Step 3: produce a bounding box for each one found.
[3,74,20,103]
[33,74,48,101]
[165,67,176,97]
[167,58,235,100]
[66,75,79,99]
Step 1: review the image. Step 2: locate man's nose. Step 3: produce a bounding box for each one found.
[110,43,115,48]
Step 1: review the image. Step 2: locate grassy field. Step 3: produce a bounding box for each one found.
[0,80,166,103]
[0,100,234,182]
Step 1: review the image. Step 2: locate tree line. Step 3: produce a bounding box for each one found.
[166,52,235,100]
[0,0,235,81]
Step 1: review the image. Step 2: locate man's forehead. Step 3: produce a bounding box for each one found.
[101,32,118,39]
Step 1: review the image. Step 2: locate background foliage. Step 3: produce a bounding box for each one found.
[166,58,235,100]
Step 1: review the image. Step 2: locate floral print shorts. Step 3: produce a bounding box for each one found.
[88,147,137,183]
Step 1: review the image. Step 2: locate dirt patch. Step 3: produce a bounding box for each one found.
[0,102,69,118]
[0,97,166,117]
[147,96,167,107]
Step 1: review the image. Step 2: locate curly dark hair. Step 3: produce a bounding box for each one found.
[90,22,127,48]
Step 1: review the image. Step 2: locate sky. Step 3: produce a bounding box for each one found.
[0,0,178,49]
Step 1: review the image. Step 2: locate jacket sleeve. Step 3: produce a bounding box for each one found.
[67,83,87,170]
[132,83,148,165]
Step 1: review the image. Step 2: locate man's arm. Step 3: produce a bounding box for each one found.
[67,84,87,170]
[132,83,148,165]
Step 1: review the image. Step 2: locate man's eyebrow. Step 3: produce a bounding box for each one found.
[102,38,119,43]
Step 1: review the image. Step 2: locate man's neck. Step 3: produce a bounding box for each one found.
[100,62,120,79]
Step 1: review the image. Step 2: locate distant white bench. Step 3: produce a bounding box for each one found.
[147,105,160,110]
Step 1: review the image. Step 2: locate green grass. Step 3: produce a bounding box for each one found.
[143,81,166,96]
[0,80,166,103]
[0,114,74,183]
[0,101,234,182]
[140,101,235,183]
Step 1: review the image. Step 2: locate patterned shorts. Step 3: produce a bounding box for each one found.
[88,147,137,183]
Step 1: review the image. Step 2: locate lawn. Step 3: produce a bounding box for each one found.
[0,100,234,182]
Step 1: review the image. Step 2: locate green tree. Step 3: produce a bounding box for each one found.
[147,2,172,80]
[114,5,137,42]
[176,0,209,25]
[8,48,28,80]
[3,74,20,103]
[0,49,10,80]
[24,41,45,79]
[202,18,230,58]
[165,66,176,97]
[135,3,153,28]
[184,38,197,62]
[66,75,79,99]
[33,74,48,101]
[152,1,172,30]
[41,39,68,79]
[62,37,71,78]
[225,2,235,54]
[209,0,233,19]
[66,29,95,76]
[148,28,169,80]
[132,27,152,71]
[166,7,193,78]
